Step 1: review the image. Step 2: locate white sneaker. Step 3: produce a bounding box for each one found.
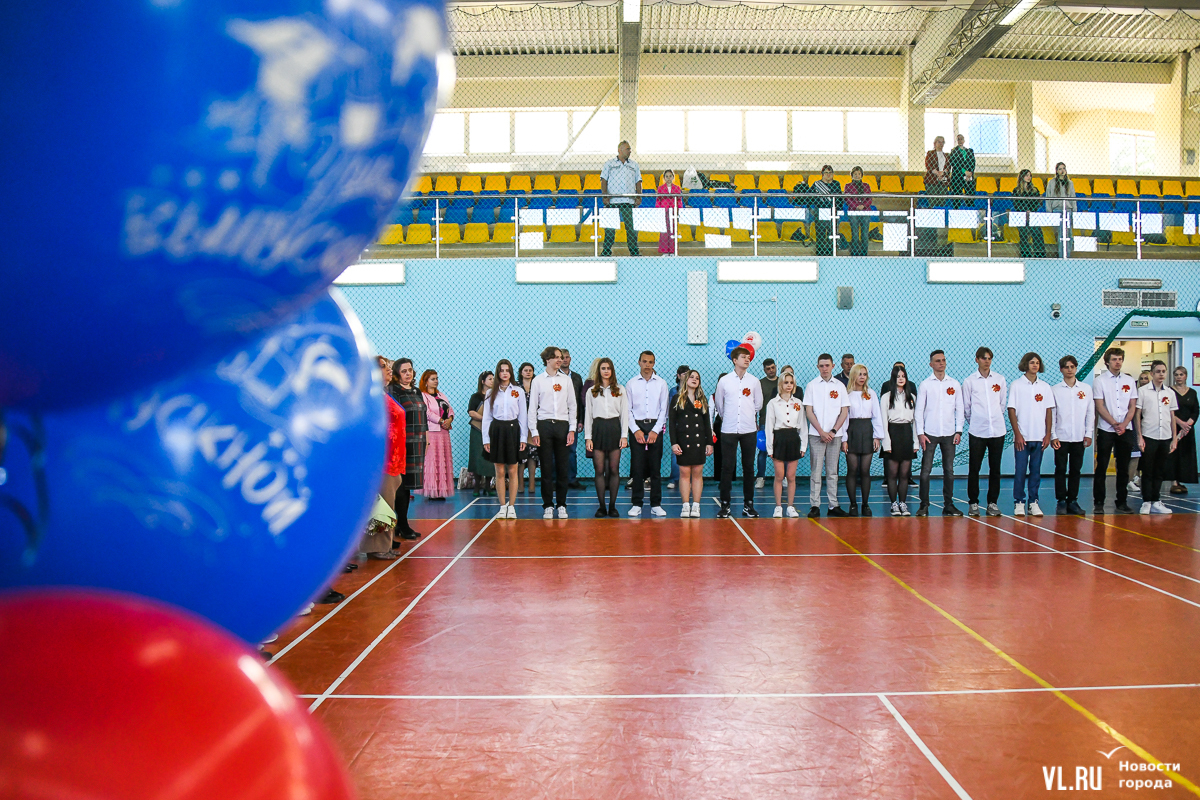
[899,502,911,516]
[890,501,901,516]
[667,482,676,489]
[786,505,800,518]
[1014,502,1025,516]
[755,477,765,489]
[628,506,642,517]
[1133,474,1142,487]
[773,505,783,518]
[1140,502,1152,515]
[680,505,690,518]
[651,506,666,517]
[691,502,702,517]
[1151,501,1173,514]
[1029,501,1043,517]
[507,505,518,519]
[1127,481,1140,493]
[543,507,554,519]
[557,506,568,519]
[299,603,314,616]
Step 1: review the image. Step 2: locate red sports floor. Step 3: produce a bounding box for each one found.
[268,491,1200,799]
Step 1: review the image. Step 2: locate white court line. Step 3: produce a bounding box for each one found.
[933,500,1200,609]
[269,499,481,664]
[307,516,496,711]
[879,694,973,800]
[399,550,1100,560]
[708,497,766,555]
[295,681,1200,701]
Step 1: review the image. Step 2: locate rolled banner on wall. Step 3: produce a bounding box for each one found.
[0,291,385,643]
[0,0,451,410]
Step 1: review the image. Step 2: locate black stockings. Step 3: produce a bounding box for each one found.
[885,459,912,503]
[846,452,873,506]
[394,486,412,532]
[592,449,621,506]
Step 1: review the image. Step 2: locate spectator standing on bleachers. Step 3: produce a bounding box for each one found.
[788,175,813,244]
[924,136,949,191]
[844,167,873,256]
[1014,170,1046,258]
[599,141,641,257]
[656,169,683,255]
[948,134,976,195]
[810,166,841,256]
[1043,161,1077,258]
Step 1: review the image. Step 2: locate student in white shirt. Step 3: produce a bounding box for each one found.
[838,364,885,516]
[1134,359,1179,514]
[1007,352,1056,516]
[584,357,629,518]
[625,351,670,517]
[1050,355,1094,516]
[765,372,808,518]
[1092,346,1138,513]
[713,346,764,518]
[528,346,578,519]
[962,346,1007,517]
[915,350,965,517]
[482,359,528,520]
[880,364,917,516]
[804,353,850,518]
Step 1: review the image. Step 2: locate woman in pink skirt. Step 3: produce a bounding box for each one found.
[656,169,683,255]
[419,369,456,500]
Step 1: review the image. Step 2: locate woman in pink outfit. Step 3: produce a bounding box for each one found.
[656,169,683,255]
[419,369,456,500]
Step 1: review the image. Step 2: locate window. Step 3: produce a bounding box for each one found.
[846,111,901,154]
[1110,130,1155,175]
[745,109,787,152]
[569,109,619,154]
[1035,130,1048,174]
[637,108,684,153]
[792,110,843,152]
[924,112,954,151]
[960,113,1008,155]
[469,111,510,153]
[514,111,567,154]
[688,108,741,153]
[423,112,464,156]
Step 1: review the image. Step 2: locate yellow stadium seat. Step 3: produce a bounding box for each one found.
[404,224,432,245]
[709,174,730,184]
[1185,180,1200,197]
[1093,178,1115,195]
[878,175,903,194]
[491,222,515,243]
[641,172,657,189]
[807,174,823,186]
[733,174,757,192]
[611,227,627,243]
[947,228,975,244]
[1032,177,1045,193]
[579,224,597,243]
[728,228,751,242]
[1073,179,1091,196]
[780,221,804,241]
[509,175,533,193]
[412,175,433,194]
[782,173,806,191]
[434,175,457,193]
[462,223,490,244]
[1163,180,1185,196]
[834,174,851,188]
[459,175,482,194]
[533,175,557,192]
[1166,227,1191,246]
[548,225,577,243]
[376,224,404,245]
[757,221,779,242]
[583,174,602,191]
[976,176,998,194]
[998,176,1018,193]
[758,175,781,192]
[696,226,721,242]
[638,229,659,243]
[484,175,507,193]
[903,175,925,194]
[677,225,694,243]
[1139,180,1161,197]
[1115,179,1138,196]
[438,222,461,244]
[861,176,879,192]
[559,174,582,192]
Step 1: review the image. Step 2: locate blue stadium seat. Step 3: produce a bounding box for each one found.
[687,193,712,209]
[443,206,471,226]
[416,205,438,225]
[712,188,738,209]
[765,189,790,208]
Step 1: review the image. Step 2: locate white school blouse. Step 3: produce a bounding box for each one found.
[879,392,916,453]
[528,369,578,438]
[482,384,528,445]
[837,389,886,440]
[1137,383,1178,440]
[584,386,631,441]
[962,370,1008,439]
[764,394,809,457]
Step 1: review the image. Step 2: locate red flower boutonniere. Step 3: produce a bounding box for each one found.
[1121,385,1131,393]
[991,384,1001,393]
[946,387,956,396]
[511,389,519,398]
[693,400,703,409]
[1162,396,1171,405]
[793,403,802,411]
[1035,394,1044,402]
[553,384,562,392]
[742,388,752,397]
[1077,391,1085,400]
[829,390,839,399]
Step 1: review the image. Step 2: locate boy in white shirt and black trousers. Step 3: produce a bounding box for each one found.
[804,354,850,518]
[1007,352,1056,516]
[713,346,763,518]
[1092,346,1138,514]
[1134,360,1179,515]
[914,350,965,517]
[528,346,578,519]
[625,350,669,517]
[962,346,1007,517]
[1050,355,1093,515]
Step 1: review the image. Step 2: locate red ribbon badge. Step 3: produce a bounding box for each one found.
[991,384,1001,393]
[829,390,838,399]
[742,388,751,397]
[553,384,562,392]
[511,389,519,398]
[1035,393,1043,402]
[947,387,956,395]
[1077,391,1085,400]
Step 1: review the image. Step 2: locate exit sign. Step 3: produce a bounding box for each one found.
[1130,320,1149,328]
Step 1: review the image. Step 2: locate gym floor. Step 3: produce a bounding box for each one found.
[268,477,1200,799]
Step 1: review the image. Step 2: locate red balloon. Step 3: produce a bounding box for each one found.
[0,590,355,800]
[740,342,756,361]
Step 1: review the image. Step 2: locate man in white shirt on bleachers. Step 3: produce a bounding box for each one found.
[599,140,642,257]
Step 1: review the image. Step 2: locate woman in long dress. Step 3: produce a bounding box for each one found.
[419,369,456,500]
[388,358,426,540]
[656,169,682,255]
[1168,365,1198,494]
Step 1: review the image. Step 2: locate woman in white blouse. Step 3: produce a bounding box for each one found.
[880,365,917,516]
[765,372,809,518]
[1134,359,1179,515]
[839,364,885,516]
[584,357,629,518]
[483,359,528,519]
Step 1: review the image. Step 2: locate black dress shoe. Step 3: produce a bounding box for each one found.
[742,503,759,518]
[1093,503,1106,514]
[943,505,964,517]
[399,528,421,540]
[1066,501,1085,515]
[717,503,732,519]
[847,504,859,517]
[915,505,929,517]
[827,506,848,518]
[607,503,620,518]
[1114,502,1135,514]
[343,565,355,573]
[1056,502,1067,514]
[595,507,608,518]
[861,504,873,517]
[808,506,820,518]
[318,590,345,604]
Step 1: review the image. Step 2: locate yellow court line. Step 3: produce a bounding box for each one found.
[1082,516,1200,554]
[808,518,1199,795]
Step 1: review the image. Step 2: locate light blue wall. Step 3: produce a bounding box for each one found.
[339,256,1200,478]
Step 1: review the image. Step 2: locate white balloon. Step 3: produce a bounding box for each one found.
[744,331,764,347]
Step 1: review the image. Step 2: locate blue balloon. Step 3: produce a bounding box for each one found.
[725,340,741,358]
[757,430,767,453]
[0,291,385,643]
[0,1,448,410]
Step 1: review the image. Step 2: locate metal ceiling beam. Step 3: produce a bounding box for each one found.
[909,0,1031,105]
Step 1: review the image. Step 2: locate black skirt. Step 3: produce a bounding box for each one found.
[845,418,876,454]
[772,428,802,463]
[591,416,623,452]
[885,421,915,461]
[487,419,523,465]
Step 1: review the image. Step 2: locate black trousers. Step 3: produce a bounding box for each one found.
[600,203,639,256]
[919,435,957,507]
[1053,440,1086,503]
[719,432,757,505]
[1093,428,1132,505]
[1140,437,1171,503]
[629,430,664,507]
[967,434,1004,505]
[537,420,570,509]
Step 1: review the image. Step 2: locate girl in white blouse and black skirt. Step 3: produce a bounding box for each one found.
[839,364,885,516]
[765,372,809,518]
[483,359,528,520]
[880,364,918,516]
[584,357,629,518]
